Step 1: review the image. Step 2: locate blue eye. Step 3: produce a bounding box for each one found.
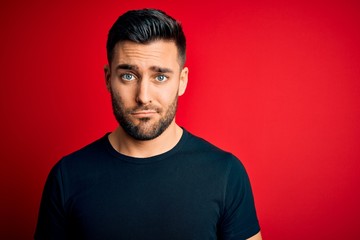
[121,73,135,81]
[156,75,168,82]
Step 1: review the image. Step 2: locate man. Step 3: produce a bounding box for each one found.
[35,9,262,240]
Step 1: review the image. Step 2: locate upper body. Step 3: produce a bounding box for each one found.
[35,129,261,240]
[35,8,262,239]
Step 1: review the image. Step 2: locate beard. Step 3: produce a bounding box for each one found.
[110,90,178,141]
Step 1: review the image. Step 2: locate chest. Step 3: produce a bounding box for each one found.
[65,161,225,239]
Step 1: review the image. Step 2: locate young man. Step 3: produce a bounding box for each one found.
[35,9,262,240]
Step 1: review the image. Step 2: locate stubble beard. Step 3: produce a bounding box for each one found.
[111,91,178,141]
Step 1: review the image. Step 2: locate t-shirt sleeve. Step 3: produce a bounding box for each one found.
[34,161,69,240]
[219,155,260,240]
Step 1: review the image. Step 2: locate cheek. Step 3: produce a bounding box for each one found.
[110,88,126,107]
[156,90,177,105]
[111,85,135,103]
[157,82,180,100]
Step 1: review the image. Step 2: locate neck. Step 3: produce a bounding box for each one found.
[108,121,183,158]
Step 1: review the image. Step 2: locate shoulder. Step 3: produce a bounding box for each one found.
[46,134,112,198]
[63,133,110,160]
[181,129,245,171]
[50,133,111,177]
[183,129,229,155]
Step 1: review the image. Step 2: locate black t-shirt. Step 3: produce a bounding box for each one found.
[35,129,260,239]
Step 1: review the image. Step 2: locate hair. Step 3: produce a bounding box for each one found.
[106,8,186,67]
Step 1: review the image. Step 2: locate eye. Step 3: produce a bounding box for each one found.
[121,73,135,81]
[155,75,168,82]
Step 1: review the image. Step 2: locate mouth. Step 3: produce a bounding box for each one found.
[131,109,158,118]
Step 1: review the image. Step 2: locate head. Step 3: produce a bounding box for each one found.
[106,8,186,68]
[105,9,188,141]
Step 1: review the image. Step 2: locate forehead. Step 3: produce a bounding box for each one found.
[112,40,180,70]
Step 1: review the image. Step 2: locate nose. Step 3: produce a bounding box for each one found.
[135,79,152,105]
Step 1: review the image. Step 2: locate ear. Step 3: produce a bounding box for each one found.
[104,64,111,92]
[178,67,188,96]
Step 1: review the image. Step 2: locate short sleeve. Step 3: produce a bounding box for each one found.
[219,156,260,240]
[34,161,69,240]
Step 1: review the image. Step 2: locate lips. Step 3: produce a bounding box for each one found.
[132,110,156,114]
[131,109,158,118]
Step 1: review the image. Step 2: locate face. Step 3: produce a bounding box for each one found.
[105,40,188,140]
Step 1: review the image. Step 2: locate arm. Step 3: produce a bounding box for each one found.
[247,231,262,240]
[220,156,261,240]
[34,162,69,239]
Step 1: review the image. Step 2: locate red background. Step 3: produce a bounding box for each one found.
[1,0,360,239]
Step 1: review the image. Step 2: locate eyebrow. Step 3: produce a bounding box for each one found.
[115,64,174,74]
[149,66,174,74]
[116,64,138,71]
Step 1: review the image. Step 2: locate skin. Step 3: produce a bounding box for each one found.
[104,39,262,240]
[248,232,262,240]
[104,40,188,157]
